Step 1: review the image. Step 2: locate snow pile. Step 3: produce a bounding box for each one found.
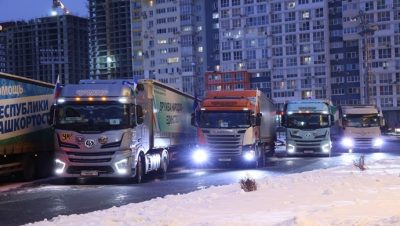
[28,158,400,226]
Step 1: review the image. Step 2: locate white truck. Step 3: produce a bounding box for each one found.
[0,72,54,180]
[191,90,276,167]
[51,79,196,182]
[282,100,335,156]
[337,105,384,152]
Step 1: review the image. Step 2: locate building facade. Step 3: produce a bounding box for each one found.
[140,0,219,95]
[204,70,250,92]
[218,0,331,110]
[337,0,400,125]
[89,0,134,79]
[0,15,88,84]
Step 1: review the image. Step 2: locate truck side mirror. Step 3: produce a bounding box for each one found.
[48,105,55,125]
[136,83,144,91]
[255,113,262,126]
[330,114,335,125]
[380,117,385,127]
[136,105,144,125]
[281,115,287,127]
[191,112,196,127]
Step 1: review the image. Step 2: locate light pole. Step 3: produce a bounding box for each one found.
[357,10,378,105]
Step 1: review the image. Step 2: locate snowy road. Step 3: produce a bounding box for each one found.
[0,139,399,226]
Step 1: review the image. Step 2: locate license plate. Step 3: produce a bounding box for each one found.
[304,150,314,153]
[80,170,99,177]
[218,158,232,162]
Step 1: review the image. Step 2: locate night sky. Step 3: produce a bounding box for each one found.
[0,0,88,22]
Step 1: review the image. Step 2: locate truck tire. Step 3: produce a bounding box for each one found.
[134,154,145,184]
[36,152,53,178]
[265,142,275,157]
[158,156,168,179]
[22,156,36,181]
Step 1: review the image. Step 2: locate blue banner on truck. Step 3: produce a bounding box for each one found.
[0,73,54,146]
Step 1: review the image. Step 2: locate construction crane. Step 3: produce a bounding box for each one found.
[52,0,70,15]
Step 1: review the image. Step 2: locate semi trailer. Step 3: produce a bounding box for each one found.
[51,79,196,182]
[0,72,54,180]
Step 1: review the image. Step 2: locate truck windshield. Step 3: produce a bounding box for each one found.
[54,103,131,132]
[198,111,251,128]
[287,113,330,129]
[343,114,379,127]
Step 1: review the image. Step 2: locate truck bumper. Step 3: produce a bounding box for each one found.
[54,150,136,178]
[287,141,331,156]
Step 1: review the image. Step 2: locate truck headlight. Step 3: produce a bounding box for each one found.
[341,137,354,148]
[287,144,295,153]
[115,158,128,175]
[373,138,383,147]
[321,143,331,153]
[192,148,208,164]
[243,150,255,161]
[55,159,66,175]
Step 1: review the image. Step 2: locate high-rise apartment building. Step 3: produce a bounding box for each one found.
[0,24,8,73]
[89,0,218,96]
[89,0,134,79]
[332,0,400,124]
[0,15,88,84]
[140,0,219,95]
[329,0,362,107]
[218,0,330,109]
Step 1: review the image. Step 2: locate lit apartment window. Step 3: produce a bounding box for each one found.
[302,11,310,19]
[167,57,179,64]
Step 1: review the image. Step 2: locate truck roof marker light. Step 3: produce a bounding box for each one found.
[75,97,81,101]
[119,97,128,103]
[57,98,65,104]
[88,97,94,101]
[101,97,107,101]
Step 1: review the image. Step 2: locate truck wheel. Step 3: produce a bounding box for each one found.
[36,153,53,178]
[158,156,168,179]
[134,155,144,184]
[265,143,275,157]
[22,156,36,181]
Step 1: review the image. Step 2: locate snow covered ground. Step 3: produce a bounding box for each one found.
[28,156,400,226]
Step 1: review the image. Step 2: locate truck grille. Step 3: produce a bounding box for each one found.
[66,151,115,164]
[69,158,112,163]
[294,139,323,148]
[66,166,114,174]
[354,138,373,148]
[206,134,242,156]
[66,151,115,156]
